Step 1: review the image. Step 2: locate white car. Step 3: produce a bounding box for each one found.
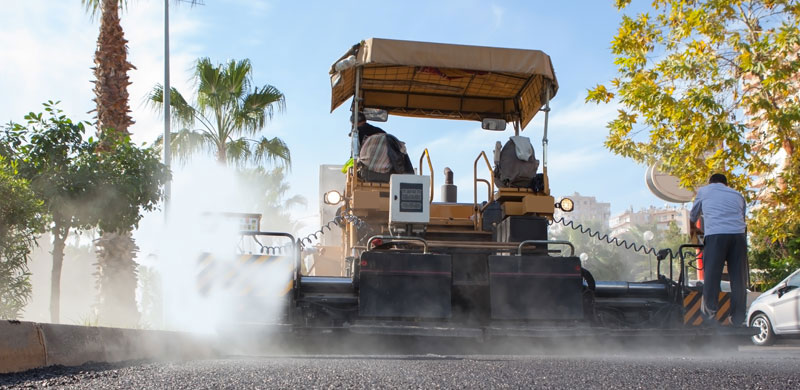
[747,268,800,346]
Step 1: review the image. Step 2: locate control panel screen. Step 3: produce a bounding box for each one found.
[399,183,423,212]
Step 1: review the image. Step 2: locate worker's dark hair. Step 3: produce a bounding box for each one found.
[709,173,728,185]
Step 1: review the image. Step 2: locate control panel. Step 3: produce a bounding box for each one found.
[389,174,430,226]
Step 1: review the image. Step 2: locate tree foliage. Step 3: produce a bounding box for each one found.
[8,106,170,232]
[149,57,290,167]
[0,157,44,319]
[3,103,99,230]
[2,102,170,324]
[2,102,99,322]
[588,1,800,282]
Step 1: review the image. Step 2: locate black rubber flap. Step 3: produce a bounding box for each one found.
[488,255,583,320]
[359,252,452,318]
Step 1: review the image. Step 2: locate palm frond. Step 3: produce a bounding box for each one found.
[153,129,214,166]
[82,0,128,21]
[147,84,195,128]
[195,57,224,112]
[235,85,286,133]
[226,59,252,99]
[225,138,251,167]
[284,194,307,208]
[152,56,288,167]
[252,136,291,169]
[171,129,214,165]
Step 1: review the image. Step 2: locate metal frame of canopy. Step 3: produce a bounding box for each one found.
[330,37,558,171]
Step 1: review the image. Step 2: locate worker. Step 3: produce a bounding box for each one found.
[352,112,386,147]
[689,173,747,326]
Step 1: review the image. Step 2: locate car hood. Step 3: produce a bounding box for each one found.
[750,286,778,308]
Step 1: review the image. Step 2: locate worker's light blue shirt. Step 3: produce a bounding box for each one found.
[689,183,746,236]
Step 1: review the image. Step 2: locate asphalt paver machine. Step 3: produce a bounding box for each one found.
[205,38,754,342]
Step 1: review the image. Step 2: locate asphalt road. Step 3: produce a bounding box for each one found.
[3,342,799,389]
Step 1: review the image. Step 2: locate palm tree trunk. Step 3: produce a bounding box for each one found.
[94,230,140,327]
[92,0,140,328]
[217,141,227,165]
[93,0,135,147]
[49,224,68,324]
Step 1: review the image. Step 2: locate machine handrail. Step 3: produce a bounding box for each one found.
[518,240,575,256]
[675,243,704,307]
[476,179,491,205]
[239,230,302,292]
[677,244,703,284]
[240,230,296,241]
[418,148,434,204]
[367,235,429,253]
[242,231,298,254]
[473,151,495,229]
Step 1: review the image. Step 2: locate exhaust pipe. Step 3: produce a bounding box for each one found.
[442,167,457,202]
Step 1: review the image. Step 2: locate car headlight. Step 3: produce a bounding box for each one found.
[557,197,574,212]
[323,190,343,205]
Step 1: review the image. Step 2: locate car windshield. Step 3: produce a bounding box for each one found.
[786,270,800,288]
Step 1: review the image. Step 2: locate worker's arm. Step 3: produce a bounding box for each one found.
[689,189,703,235]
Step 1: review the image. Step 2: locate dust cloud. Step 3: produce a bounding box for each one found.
[135,159,298,334]
[22,158,300,338]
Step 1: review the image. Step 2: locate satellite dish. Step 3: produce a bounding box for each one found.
[645,164,695,203]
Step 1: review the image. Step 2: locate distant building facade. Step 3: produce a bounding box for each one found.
[609,205,690,237]
[554,192,611,229]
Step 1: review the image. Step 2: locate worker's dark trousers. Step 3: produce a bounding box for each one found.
[701,233,748,325]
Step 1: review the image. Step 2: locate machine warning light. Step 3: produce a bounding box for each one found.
[324,190,344,205]
[557,197,574,212]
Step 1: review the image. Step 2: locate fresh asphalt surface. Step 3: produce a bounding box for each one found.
[2,339,799,389]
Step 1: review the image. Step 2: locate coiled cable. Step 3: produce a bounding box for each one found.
[298,214,373,248]
[550,216,661,257]
[550,216,699,264]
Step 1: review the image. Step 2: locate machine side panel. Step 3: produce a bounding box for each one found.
[488,255,583,320]
[494,216,549,242]
[359,252,452,318]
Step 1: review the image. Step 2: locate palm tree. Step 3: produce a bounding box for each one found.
[82,0,134,145]
[149,57,290,167]
[81,0,198,328]
[80,0,138,328]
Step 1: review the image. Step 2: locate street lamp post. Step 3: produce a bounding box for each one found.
[163,0,172,219]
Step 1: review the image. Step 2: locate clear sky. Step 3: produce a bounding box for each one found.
[1,1,674,234]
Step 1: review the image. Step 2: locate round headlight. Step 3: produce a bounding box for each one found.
[323,190,343,205]
[559,197,574,212]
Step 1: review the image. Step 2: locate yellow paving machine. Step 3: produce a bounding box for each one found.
[202,38,753,341]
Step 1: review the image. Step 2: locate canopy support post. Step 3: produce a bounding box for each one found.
[351,66,362,160]
[542,86,550,169]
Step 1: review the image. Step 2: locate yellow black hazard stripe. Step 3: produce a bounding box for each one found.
[195,253,294,297]
[683,290,731,326]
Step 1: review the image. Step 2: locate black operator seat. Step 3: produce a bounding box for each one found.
[357,133,414,183]
[493,136,544,192]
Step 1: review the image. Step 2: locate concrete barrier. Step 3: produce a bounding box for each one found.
[1,320,217,374]
[0,321,46,373]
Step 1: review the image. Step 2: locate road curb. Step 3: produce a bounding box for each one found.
[0,321,47,374]
[1,320,217,374]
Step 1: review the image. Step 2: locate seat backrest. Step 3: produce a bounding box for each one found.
[359,133,392,174]
[495,137,539,188]
[357,133,414,182]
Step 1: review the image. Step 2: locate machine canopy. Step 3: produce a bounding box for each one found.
[330,38,558,130]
